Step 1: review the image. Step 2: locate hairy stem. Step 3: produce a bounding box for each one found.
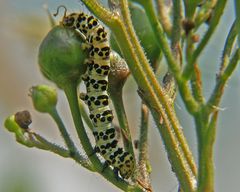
[137,102,152,191]
[183,0,227,80]
[49,108,77,154]
[206,49,240,114]
[196,111,218,192]
[110,89,135,159]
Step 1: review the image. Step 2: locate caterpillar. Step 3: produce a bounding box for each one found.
[54,6,135,179]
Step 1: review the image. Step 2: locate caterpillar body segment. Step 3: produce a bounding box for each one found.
[59,8,134,179]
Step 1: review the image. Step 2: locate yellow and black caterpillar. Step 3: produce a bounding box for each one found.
[56,6,134,179]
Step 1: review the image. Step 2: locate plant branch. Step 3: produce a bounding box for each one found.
[235,0,240,46]
[110,89,135,159]
[206,49,240,114]
[32,132,94,169]
[219,21,238,76]
[48,108,77,155]
[154,0,172,36]
[196,110,219,192]
[137,102,152,191]
[183,0,227,80]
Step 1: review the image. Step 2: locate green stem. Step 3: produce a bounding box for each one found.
[138,102,152,191]
[148,104,197,192]
[154,0,172,36]
[183,0,199,19]
[219,21,238,76]
[186,35,204,104]
[191,65,205,104]
[32,132,93,170]
[110,89,135,159]
[196,111,218,192]
[171,0,182,53]
[183,0,228,80]
[206,49,240,114]
[31,133,69,156]
[48,108,92,168]
[194,0,217,29]
[49,108,77,154]
[234,0,240,46]
[63,82,143,192]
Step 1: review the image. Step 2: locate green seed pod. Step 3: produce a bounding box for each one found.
[30,85,57,113]
[110,2,161,65]
[38,26,88,88]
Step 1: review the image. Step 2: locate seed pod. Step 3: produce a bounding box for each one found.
[38,26,88,88]
[30,85,57,113]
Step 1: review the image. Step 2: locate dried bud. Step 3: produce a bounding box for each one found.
[14,110,32,129]
[182,19,195,36]
[38,26,87,88]
[30,85,57,113]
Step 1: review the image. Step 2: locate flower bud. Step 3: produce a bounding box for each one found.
[30,85,57,113]
[110,2,161,65]
[38,26,88,88]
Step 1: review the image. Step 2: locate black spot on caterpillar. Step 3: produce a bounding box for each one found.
[55,5,134,179]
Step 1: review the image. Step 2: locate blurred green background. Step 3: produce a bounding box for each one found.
[0,1,239,192]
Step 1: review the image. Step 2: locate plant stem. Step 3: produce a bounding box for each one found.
[235,0,240,46]
[49,108,77,154]
[31,133,69,156]
[32,132,94,170]
[219,20,238,76]
[138,102,152,191]
[206,49,240,114]
[110,89,135,159]
[154,0,172,36]
[183,0,227,80]
[196,110,218,192]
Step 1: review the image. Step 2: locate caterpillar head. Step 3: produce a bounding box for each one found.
[54,5,77,28]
